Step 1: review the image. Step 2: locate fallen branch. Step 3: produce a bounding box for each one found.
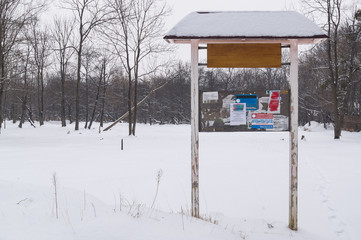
[17,198,29,205]
[17,97,36,128]
[26,114,36,128]
[103,80,170,131]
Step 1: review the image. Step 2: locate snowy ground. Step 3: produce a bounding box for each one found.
[0,121,360,240]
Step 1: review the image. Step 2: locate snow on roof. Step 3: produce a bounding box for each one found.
[164,11,327,41]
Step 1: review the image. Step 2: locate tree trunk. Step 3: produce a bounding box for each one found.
[11,103,16,124]
[60,68,66,127]
[67,103,72,124]
[100,62,107,128]
[84,70,89,129]
[127,71,132,135]
[40,69,45,125]
[3,86,6,128]
[132,73,138,135]
[19,95,27,128]
[36,68,44,126]
[132,44,142,136]
[88,66,103,129]
[332,83,341,138]
[0,87,3,128]
[326,0,341,139]
[99,89,106,128]
[19,54,30,128]
[333,18,341,139]
[0,52,5,129]
[75,44,82,130]
[28,96,33,122]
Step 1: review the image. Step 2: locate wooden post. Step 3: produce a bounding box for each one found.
[289,39,298,231]
[191,39,200,218]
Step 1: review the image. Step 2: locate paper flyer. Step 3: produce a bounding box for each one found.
[230,103,247,125]
[202,91,219,103]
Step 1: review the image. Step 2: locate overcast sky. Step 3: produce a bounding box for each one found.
[46,0,321,61]
[46,0,360,61]
[164,0,299,30]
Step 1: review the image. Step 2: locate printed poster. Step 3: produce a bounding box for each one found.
[235,94,258,110]
[251,113,274,129]
[202,91,219,104]
[267,90,281,114]
[230,103,246,125]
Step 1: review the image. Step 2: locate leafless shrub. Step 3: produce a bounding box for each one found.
[119,192,122,212]
[200,214,219,225]
[151,169,163,209]
[90,202,96,217]
[181,207,185,230]
[52,172,59,219]
[240,231,248,239]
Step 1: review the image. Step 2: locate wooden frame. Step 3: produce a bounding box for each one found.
[289,39,299,230]
[191,39,200,218]
[165,9,327,231]
[190,38,300,230]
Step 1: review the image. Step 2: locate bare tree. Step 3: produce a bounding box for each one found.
[53,17,75,127]
[104,0,172,135]
[18,45,32,128]
[327,0,343,139]
[98,51,115,128]
[28,20,52,126]
[99,59,107,127]
[87,53,103,129]
[0,0,46,130]
[82,46,93,128]
[62,0,110,130]
[85,49,114,129]
[302,0,344,139]
[337,9,361,130]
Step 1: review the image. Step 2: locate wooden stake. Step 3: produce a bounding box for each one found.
[289,39,298,231]
[191,39,200,218]
[121,139,123,150]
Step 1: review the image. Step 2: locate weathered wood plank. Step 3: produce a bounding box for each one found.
[207,43,281,68]
[289,39,298,231]
[191,39,200,218]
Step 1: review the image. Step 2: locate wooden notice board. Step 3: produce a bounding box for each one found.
[200,90,290,132]
[207,43,282,68]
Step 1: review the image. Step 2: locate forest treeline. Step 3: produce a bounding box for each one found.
[0,0,360,138]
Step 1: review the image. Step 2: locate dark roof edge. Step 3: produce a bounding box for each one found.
[164,34,328,40]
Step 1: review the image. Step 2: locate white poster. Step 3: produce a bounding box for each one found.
[230,103,247,125]
[202,91,219,103]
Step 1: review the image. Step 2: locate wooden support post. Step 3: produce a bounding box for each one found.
[289,39,299,231]
[191,39,200,218]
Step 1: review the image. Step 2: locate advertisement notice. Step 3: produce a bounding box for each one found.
[230,103,247,126]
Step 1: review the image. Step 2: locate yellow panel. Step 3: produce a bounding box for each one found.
[207,44,282,68]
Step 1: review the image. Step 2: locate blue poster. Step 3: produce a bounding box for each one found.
[235,94,258,110]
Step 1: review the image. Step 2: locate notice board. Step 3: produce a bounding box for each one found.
[200,90,290,132]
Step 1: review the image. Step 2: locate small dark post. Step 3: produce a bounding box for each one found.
[121,139,124,150]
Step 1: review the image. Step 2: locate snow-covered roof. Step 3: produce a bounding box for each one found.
[164,11,327,43]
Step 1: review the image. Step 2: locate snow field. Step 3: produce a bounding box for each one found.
[0,121,360,239]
